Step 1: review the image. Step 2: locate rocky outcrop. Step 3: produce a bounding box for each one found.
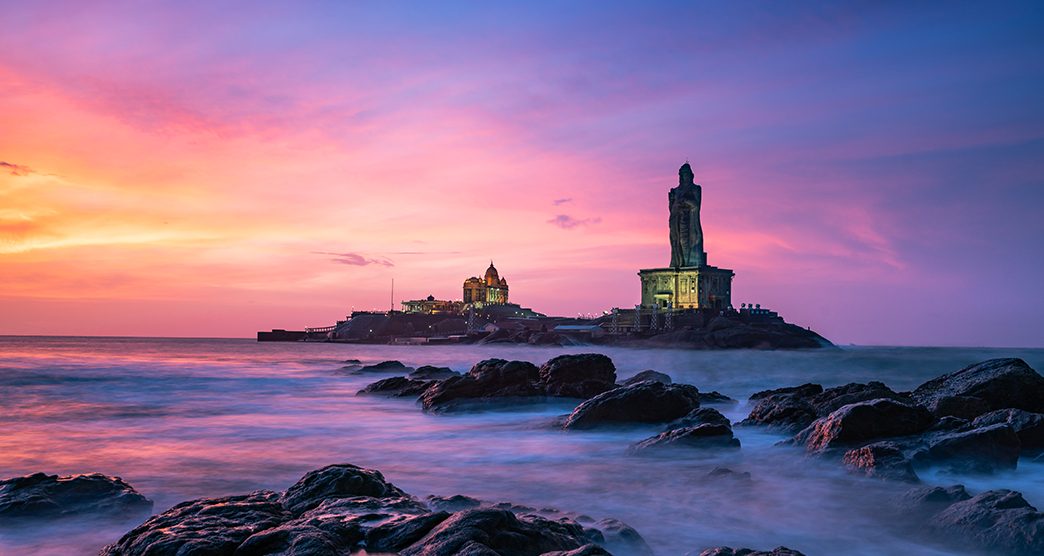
[911,358,1044,417]
[666,407,732,430]
[631,423,740,453]
[538,354,617,398]
[563,382,702,429]
[971,408,1044,454]
[356,360,415,373]
[698,391,736,405]
[620,370,671,386]
[0,472,152,521]
[695,547,806,556]
[913,423,1021,473]
[409,366,460,381]
[103,463,643,556]
[357,376,434,397]
[739,384,822,432]
[928,489,1044,555]
[419,359,544,411]
[841,441,919,482]
[793,398,934,453]
[895,485,971,520]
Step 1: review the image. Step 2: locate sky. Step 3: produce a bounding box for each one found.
[1,1,1043,346]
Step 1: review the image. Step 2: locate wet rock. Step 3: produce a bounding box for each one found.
[538,354,617,399]
[281,464,408,515]
[357,360,414,373]
[365,511,452,552]
[913,423,1021,473]
[398,509,589,556]
[420,359,543,411]
[695,547,806,556]
[541,545,613,556]
[809,381,911,416]
[666,407,731,430]
[706,467,753,484]
[911,358,1044,415]
[699,391,736,405]
[563,382,702,429]
[102,491,289,555]
[739,389,819,433]
[0,472,152,521]
[357,376,433,397]
[426,494,482,512]
[631,424,740,452]
[794,398,934,453]
[971,408,1044,454]
[927,395,991,419]
[928,489,1044,555]
[409,366,460,381]
[235,510,364,555]
[621,370,672,386]
[895,485,970,520]
[927,416,969,432]
[594,517,653,556]
[841,441,919,482]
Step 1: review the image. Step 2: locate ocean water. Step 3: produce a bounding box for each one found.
[1,336,1043,556]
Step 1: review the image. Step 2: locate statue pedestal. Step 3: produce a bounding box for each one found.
[638,265,734,311]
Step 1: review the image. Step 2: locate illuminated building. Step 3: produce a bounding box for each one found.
[401,295,464,315]
[463,261,509,306]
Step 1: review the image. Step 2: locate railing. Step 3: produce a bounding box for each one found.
[304,325,337,334]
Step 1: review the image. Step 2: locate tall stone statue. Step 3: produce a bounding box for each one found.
[668,162,706,267]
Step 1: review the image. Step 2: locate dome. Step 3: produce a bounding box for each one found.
[484,261,500,285]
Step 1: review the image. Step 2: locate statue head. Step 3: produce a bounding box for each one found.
[679,162,694,186]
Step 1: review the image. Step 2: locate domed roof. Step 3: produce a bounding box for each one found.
[484,261,499,281]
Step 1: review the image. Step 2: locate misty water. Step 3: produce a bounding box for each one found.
[1,337,1043,555]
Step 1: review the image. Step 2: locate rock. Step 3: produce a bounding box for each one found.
[706,467,753,484]
[541,545,613,556]
[698,391,736,405]
[365,511,452,553]
[398,509,589,556]
[357,376,433,397]
[971,408,1044,453]
[420,359,543,411]
[594,517,653,556]
[102,491,289,555]
[666,407,732,430]
[538,354,617,399]
[631,424,740,452]
[409,366,460,381]
[913,423,1021,473]
[563,382,702,429]
[928,489,1044,555]
[808,381,911,416]
[621,370,672,386]
[841,441,919,482]
[695,547,806,556]
[895,485,971,520]
[281,464,408,515]
[927,395,992,419]
[357,360,414,373]
[912,358,1044,415]
[0,472,152,520]
[794,398,934,453]
[235,509,365,555]
[426,494,482,512]
[740,385,821,432]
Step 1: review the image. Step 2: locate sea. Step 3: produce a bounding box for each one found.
[1,336,1043,555]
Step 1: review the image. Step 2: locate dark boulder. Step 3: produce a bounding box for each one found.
[357,376,433,397]
[538,354,617,399]
[409,366,460,381]
[809,381,911,416]
[593,517,654,556]
[740,385,822,432]
[911,358,1044,415]
[563,382,701,429]
[913,423,1021,473]
[426,494,482,513]
[972,409,1044,454]
[419,359,543,412]
[841,441,919,482]
[281,464,408,515]
[542,545,613,556]
[794,398,934,453]
[357,360,414,373]
[0,472,152,521]
[894,485,971,520]
[398,509,588,556]
[928,489,1044,555]
[102,491,289,555]
[666,407,731,430]
[621,370,671,386]
[365,511,452,553]
[631,424,740,452]
[706,467,753,484]
[699,391,736,405]
[695,547,806,556]
[927,395,991,419]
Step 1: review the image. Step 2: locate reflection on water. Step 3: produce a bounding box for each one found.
[1,337,1043,555]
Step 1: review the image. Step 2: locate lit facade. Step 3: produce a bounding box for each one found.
[463,262,509,306]
[401,295,464,315]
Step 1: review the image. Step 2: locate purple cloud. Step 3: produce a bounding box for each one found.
[313,251,393,267]
[552,198,572,206]
[1,161,32,176]
[547,214,601,229]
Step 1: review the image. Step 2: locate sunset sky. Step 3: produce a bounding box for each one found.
[2,2,1043,346]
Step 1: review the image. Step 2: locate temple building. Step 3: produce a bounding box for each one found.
[401,295,464,315]
[463,262,509,306]
[638,163,734,310]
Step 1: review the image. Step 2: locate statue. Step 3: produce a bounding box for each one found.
[668,162,706,267]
